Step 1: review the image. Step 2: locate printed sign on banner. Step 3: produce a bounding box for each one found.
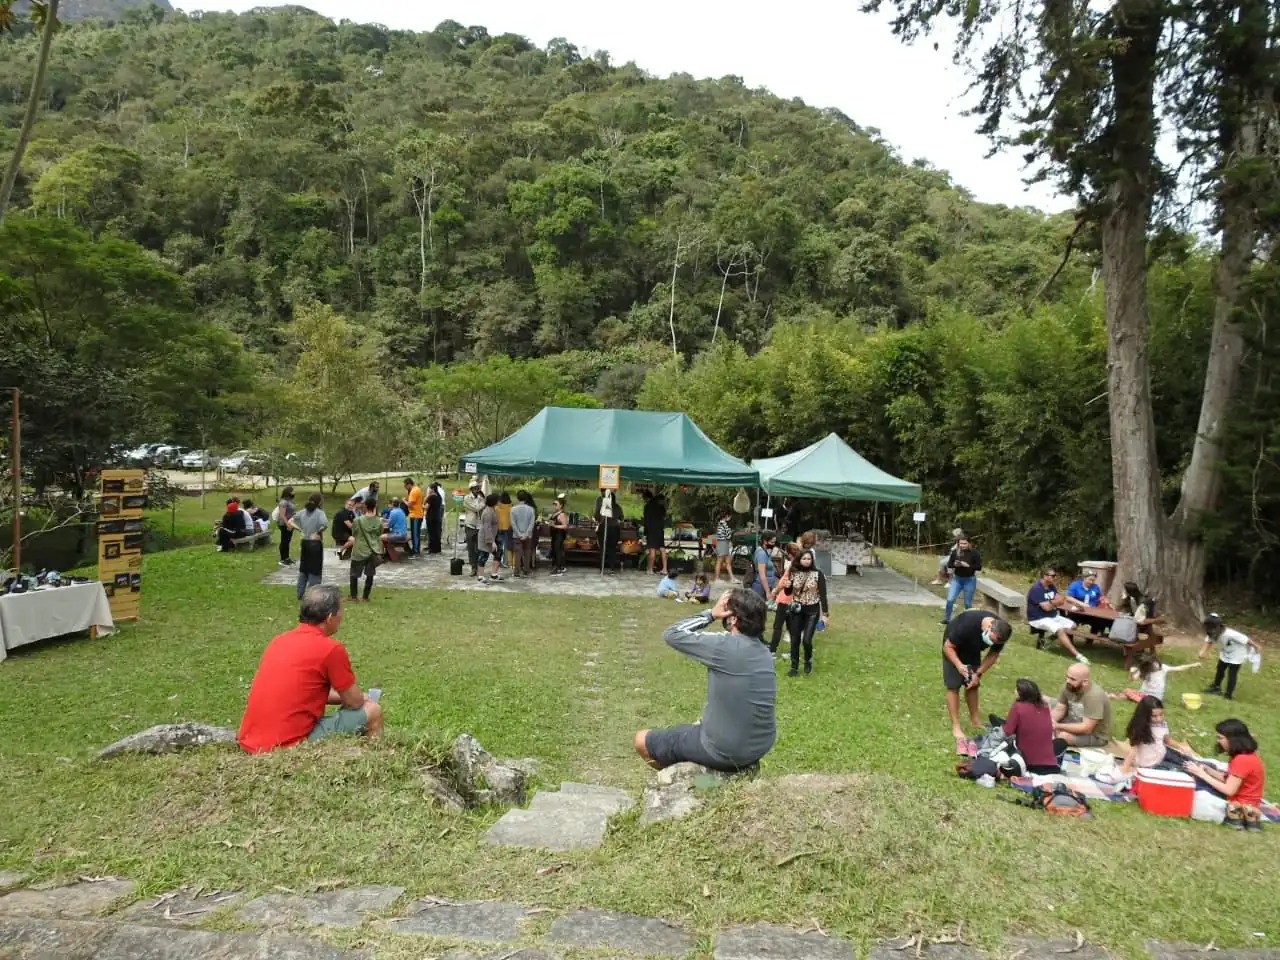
[913,511,927,523]
[98,469,145,622]
[598,464,620,491]
[464,462,477,474]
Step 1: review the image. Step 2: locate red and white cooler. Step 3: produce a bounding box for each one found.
[1134,768,1196,817]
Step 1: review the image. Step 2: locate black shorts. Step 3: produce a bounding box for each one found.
[942,657,979,691]
[644,724,756,772]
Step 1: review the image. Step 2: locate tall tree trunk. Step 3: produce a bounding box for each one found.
[1164,0,1267,623]
[1101,0,1165,603]
[0,0,60,223]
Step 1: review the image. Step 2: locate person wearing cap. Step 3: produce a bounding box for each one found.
[218,497,248,551]
[463,480,486,576]
[1199,613,1258,701]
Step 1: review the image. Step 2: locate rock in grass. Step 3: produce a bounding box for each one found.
[98,722,237,759]
[642,762,758,824]
[450,734,527,807]
[420,771,468,811]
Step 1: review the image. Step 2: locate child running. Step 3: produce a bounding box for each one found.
[1199,613,1258,701]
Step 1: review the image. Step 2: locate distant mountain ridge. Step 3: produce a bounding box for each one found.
[13,0,173,20]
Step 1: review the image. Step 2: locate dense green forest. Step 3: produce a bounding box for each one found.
[1,7,1277,603]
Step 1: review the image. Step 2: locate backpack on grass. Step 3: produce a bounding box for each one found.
[1003,783,1092,818]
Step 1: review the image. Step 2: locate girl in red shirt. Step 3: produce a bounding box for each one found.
[1186,719,1266,832]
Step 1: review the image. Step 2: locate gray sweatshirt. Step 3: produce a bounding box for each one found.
[510,502,536,539]
[663,611,777,766]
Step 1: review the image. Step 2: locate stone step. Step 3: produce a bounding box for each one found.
[485,807,610,851]
[0,915,365,959]
[529,790,635,817]
[559,781,632,801]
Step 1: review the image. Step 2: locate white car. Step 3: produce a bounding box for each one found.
[219,449,254,471]
[180,449,217,469]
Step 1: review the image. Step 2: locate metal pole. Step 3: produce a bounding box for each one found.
[914,514,921,594]
[9,388,19,575]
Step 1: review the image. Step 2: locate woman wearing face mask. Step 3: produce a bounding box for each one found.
[942,610,1013,756]
[783,549,829,677]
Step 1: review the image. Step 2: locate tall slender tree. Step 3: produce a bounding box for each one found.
[0,0,60,223]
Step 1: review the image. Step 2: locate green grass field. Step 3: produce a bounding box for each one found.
[2,544,1276,957]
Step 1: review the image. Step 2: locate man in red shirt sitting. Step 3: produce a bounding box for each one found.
[238,584,383,753]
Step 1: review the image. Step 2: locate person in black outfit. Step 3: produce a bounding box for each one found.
[426,483,444,554]
[942,609,1012,751]
[332,496,358,558]
[782,549,829,676]
[218,497,247,551]
[593,489,624,573]
[243,499,269,526]
[641,489,668,575]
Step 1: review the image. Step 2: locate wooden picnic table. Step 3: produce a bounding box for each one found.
[1062,603,1164,668]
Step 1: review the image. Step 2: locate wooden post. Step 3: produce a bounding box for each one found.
[9,388,18,574]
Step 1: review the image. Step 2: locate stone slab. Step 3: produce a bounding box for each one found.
[388,900,530,941]
[1006,938,1110,960]
[1146,943,1280,960]
[0,880,137,919]
[234,885,404,928]
[120,887,247,926]
[529,791,635,817]
[0,871,29,892]
[442,950,558,960]
[870,946,982,960]
[484,808,609,851]
[548,909,694,957]
[0,915,367,959]
[560,783,633,803]
[715,924,852,960]
[640,783,703,824]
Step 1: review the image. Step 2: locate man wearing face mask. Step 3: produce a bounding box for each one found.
[633,588,776,772]
[942,609,1013,754]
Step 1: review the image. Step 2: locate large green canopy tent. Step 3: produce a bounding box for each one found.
[458,407,758,487]
[752,432,920,502]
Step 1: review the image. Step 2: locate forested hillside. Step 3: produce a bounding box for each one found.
[2,8,1277,602]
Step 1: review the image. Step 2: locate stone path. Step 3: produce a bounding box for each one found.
[260,556,942,606]
[485,782,635,851]
[0,878,1275,960]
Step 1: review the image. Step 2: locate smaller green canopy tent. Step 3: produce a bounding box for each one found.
[752,433,920,502]
[459,407,758,487]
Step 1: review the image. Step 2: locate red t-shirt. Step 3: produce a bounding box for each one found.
[1228,752,1266,808]
[238,623,356,754]
[1003,701,1059,770]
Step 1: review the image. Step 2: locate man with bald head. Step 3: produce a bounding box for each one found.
[1051,663,1112,747]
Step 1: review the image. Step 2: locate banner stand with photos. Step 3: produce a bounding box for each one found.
[97,469,145,622]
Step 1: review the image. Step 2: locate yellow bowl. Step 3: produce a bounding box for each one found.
[1182,693,1203,710]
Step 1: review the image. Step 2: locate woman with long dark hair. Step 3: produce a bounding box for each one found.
[276,486,297,566]
[782,549,828,677]
[1001,679,1061,775]
[289,492,328,600]
[426,483,444,554]
[1186,719,1266,831]
[477,493,502,585]
[1118,695,1195,775]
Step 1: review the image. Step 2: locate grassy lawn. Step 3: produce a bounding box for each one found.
[2,545,1277,957]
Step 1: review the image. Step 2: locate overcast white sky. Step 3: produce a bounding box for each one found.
[179,0,1070,214]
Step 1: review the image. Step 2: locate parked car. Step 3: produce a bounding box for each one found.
[219,449,262,471]
[179,449,217,469]
[126,443,162,465]
[152,444,182,467]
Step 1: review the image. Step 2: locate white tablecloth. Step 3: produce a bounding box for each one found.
[0,582,117,661]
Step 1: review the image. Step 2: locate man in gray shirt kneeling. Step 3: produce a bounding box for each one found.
[634,588,777,772]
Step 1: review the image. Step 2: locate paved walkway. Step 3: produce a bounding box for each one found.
[0,877,1270,960]
[260,556,942,606]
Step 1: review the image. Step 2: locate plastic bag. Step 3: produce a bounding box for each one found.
[1248,649,1262,674]
[732,488,751,514]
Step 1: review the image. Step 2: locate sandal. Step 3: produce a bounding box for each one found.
[954,736,969,756]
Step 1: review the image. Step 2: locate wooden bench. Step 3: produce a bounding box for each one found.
[976,577,1023,620]
[1031,619,1164,669]
[232,531,272,552]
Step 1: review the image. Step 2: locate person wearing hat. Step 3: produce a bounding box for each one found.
[463,480,486,576]
[1200,613,1258,701]
[218,497,249,551]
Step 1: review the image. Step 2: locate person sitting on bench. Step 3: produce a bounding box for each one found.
[243,499,270,534]
[218,497,248,551]
[634,588,775,772]
[238,585,384,753]
[1027,567,1089,664]
[382,497,409,552]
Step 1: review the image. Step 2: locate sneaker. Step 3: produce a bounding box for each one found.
[1075,654,1090,665]
[804,662,813,675]
[787,668,799,678]
[551,569,566,577]
[976,774,996,789]
[489,575,504,583]
[1203,686,1223,696]
[476,577,489,586]
[939,619,949,626]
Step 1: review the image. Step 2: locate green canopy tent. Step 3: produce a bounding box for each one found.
[752,433,920,502]
[458,407,758,487]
